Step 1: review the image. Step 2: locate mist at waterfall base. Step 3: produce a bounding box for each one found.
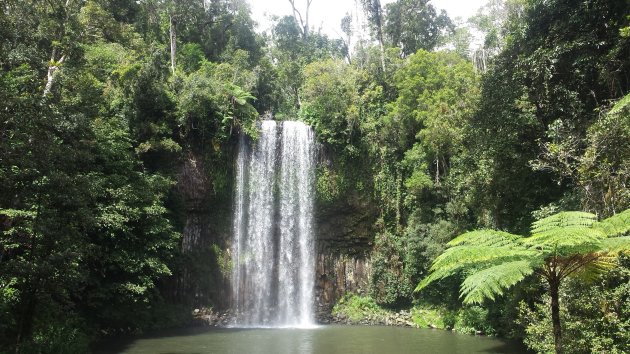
[231,120,316,328]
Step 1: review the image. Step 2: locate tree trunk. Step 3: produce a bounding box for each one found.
[169,12,177,75]
[15,292,36,354]
[549,280,563,354]
[378,38,386,72]
[42,49,66,97]
[373,0,386,72]
[288,0,313,39]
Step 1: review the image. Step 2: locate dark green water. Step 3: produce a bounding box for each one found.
[100,326,529,354]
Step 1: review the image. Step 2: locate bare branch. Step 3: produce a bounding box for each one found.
[288,0,311,38]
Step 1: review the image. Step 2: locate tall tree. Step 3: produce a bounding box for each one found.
[384,0,452,56]
[39,0,84,96]
[169,0,177,74]
[340,12,353,63]
[360,0,386,71]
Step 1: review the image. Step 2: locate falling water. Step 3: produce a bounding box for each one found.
[231,120,316,327]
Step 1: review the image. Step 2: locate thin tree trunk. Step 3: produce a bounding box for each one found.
[378,38,386,72]
[374,0,385,72]
[42,0,74,97]
[169,12,177,75]
[549,280,563,354]
[304,0,312,38]
[288,0,313,39]
[42,49,66,97]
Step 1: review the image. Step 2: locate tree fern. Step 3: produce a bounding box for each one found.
[416,208,630,354]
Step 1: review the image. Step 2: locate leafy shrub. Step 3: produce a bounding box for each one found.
[332,294,385,322]
[456,306,496,335]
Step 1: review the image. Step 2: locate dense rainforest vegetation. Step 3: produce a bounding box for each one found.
[1,0,629,353]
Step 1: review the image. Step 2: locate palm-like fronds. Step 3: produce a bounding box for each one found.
[530,211,597,234]
[415,244,538,292]
[600,236,630,253]
[570,255,617,282]
[525,226,605,256]
[417,209,630,304]
[460,260,539,304]
[593,209,630,237]
[447,229,522,247]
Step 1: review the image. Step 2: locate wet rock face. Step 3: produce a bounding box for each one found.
[314,191,378,322]
[316,193,375,256]
[178,154,211,251]
[191,307,234,327]
[314,254,371,323]
[173,153,232,309]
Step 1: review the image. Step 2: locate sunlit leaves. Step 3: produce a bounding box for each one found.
[460,260,536,304]
[301,59,361,151]
[531,211,597,234]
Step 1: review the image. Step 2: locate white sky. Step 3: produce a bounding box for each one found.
[248,0,488,37]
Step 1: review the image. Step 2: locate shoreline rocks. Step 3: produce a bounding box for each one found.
[326,310,417,328]
[191,307,233,327]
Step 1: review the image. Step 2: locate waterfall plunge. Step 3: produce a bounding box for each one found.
[231,121,316,327]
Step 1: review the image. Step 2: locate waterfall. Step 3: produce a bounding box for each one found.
[231,120,316,327]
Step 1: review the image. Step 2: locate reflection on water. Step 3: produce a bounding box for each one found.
[98,326,529,354]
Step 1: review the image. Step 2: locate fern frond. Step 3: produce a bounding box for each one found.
[600,236,630,253]
[531,211,597,234]
[570,256,617,283]
[415,245,537,292]
[460,260,538,304]
[448,230,522,247]
[525,226,604,256]
[593,209,630,237]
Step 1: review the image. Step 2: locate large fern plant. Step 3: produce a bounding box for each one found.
[416,210,630,354]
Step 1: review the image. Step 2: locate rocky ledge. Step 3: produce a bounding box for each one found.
[192,307,424,330]
[191,308,233,327]
[325,310,418,328]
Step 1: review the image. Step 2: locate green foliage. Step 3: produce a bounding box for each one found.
[19,317,90,354]
[533,99,630,217]
[410,305,449,329]
[332,294,385,322]
[384,0,453,56]
[0,0,264,350]
[370,231,414,307]
[301,59,361,151]
[211,244,231,277]
[386,50,478,155]
[517,299,557,354]
[175,60,258,149]
[455,305,496,335]
[316,167,346,204]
